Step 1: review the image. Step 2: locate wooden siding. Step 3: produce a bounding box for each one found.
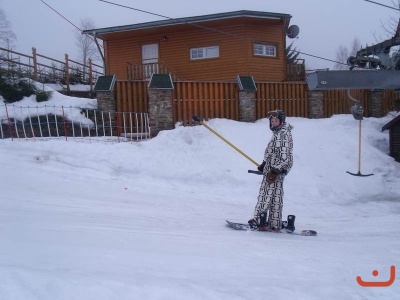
[390,124,400,161]
[382,90,399,113]
[245,24,286,81]
[103,18,287,82]
[115,81,148,113]
[323,90,368,118]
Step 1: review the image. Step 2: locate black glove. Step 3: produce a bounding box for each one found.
[266,168,280,184]
[271,167,281,174]
[257,161,266,172]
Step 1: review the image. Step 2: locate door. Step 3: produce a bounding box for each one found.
[142,44,159,79]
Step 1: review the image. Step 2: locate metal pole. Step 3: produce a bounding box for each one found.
[193,116,259,167]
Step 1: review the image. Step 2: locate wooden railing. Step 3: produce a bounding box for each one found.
[0,47,103,92]
[127,59,182,81]
[287,59,305,81]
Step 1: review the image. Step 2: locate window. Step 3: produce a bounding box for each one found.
[253,43,276,57]
[190,46,219,60]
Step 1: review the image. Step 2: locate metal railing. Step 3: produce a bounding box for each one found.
[0,104,150,143]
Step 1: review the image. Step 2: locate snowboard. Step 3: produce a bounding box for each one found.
[226,220,317,236]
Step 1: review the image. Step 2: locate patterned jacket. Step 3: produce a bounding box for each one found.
[263,122,294,175]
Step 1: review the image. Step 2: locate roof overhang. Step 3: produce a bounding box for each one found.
[83,10,292,40]
[382,114,400,131]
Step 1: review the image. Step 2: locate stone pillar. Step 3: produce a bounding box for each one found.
[367,90,383,117]
[308,90,324,119]
[96,91,116,126]
[148,88,174,136]
[96,91,115,112]
[238,91,256,122]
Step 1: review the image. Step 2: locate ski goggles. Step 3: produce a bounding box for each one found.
[267,110,279,119]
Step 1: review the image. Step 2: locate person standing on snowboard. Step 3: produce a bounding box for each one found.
[248,109,294,232]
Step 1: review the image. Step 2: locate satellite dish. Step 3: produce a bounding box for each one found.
[287,25,300,39]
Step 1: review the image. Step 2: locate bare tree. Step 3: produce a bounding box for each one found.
[334,38,362,70]
[0,8,16,49]
[376,0,400,40]
[74,18,100,82]
[334,45,349,70]
[350,38,361,56]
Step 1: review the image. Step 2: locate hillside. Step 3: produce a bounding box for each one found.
[0,96,399,299]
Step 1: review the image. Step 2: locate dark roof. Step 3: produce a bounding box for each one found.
[382,114,400,131]
[83,10,291,36]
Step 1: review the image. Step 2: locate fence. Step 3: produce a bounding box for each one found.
[173,81,238,125]
[0,104,150,143]
[0,46,103,92]
[114,80,399,126]
[255,82,308,119]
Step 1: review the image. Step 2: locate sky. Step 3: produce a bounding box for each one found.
[1,0,399,70]
[1,85,400,299]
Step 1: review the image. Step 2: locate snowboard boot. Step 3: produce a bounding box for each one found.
[258,212,269,231]
[286,215,296,233]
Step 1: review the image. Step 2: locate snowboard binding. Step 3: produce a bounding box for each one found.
[250,214,296,233]
[282,215,296,233]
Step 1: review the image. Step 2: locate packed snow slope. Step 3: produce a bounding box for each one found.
[1,112,400,300]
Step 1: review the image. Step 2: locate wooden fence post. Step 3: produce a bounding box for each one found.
[32,47,38,81]
[65,54,70,92]
[89,58,93,92]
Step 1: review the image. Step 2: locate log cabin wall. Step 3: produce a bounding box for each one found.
[103,17,287,82]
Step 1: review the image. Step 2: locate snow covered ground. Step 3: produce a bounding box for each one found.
[1,89,400,299]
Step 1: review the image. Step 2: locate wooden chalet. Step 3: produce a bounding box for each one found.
[83,10,397,136]
[83,10,304,82]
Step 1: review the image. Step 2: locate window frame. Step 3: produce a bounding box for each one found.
[190,45,220,60]
[253,43,277,58]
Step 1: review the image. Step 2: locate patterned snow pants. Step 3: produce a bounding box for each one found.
[253,173,285,229]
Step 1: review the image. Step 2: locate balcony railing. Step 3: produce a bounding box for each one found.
[127,59,182,81]
[287,59,306,81]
